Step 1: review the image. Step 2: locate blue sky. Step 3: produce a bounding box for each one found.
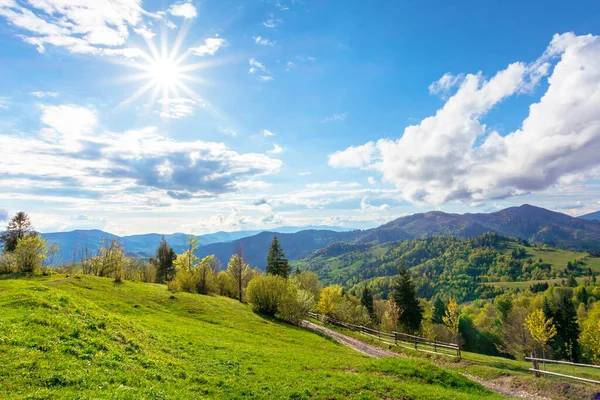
[1,0,600,235]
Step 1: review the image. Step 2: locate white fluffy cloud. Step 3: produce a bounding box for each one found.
[0,0,145,55]
[262,129,275,137]
[0,104,282,201]
[190,37,227,56]
[268,144,284,154]
[329,33,600,206]
[168,2,197,19]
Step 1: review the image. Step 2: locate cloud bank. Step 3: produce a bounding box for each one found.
[329,33,600,205]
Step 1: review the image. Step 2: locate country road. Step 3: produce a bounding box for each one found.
[300,320,552,400]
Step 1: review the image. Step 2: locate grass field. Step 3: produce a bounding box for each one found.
[486,277,587,289]
[313,320,600,400]
[0,274,503,400]
[507,243,600,272]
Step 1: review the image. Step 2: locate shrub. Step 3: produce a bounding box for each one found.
[278,284,315,325]
[246,275,288,316]
[13,234,48,274]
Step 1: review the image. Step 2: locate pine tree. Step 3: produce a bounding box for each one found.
[361,286,375,321]
[266,236,290,278]
[392,264,423,333]
[553,292,580,362]
[432,296,446,324]
[155,236,176,283]
[1,212,34,252]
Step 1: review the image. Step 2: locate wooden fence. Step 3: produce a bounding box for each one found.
[307,312,460,357]
[525,357,600,385]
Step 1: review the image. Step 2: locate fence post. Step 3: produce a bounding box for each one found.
[394,332,397,346]
[414,337,418,350]
[434,338,437,353]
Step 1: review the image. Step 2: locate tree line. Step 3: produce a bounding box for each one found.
[2,212,600,365]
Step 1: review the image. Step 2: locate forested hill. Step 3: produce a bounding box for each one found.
[292,232,600,302]
[38,204,600,269]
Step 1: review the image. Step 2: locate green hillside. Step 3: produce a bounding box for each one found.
[0,274,501,400]
[292,233,600,301]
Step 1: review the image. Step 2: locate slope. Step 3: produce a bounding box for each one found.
[579,210,600,221]
[0,275,500,400]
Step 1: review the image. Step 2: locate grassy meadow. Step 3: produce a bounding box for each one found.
[0,274,502,400]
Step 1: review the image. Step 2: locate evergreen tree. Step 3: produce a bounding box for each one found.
[553,292,580,362]
[1,212,34,252]
[155,236,176,283]
[432,296,446,324]
[266,236,290,277]
[392,264,423,333]
[361,286,375,321]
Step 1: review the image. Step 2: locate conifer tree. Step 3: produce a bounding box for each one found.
[392,263,423,333]
[1,212,34,252]
[432,296,446,324]
[361,286,375,321]
[266,236,290,277]
[155,236,176,283]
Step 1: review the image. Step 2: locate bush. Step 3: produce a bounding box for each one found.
[246,275,288,316]
[278,284,315,325]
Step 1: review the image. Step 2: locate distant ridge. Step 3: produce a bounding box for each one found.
[579,210,600,221]
[39,204,600,268]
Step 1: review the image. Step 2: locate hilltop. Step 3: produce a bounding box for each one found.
[0,274,500,400]
[37,204,600,270]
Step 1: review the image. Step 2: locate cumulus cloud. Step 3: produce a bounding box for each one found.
[306,181,361,189]
[261,129,275,137]
[368,176,376,185]
[329,33,600,206]
[360,197,390,211]
[268,144,284,154]
[0,104,283,201]
[158,98,201,119]
[190,37,227,56]
[329,142,376,169]
[0,0,145,56]
[428,73,464,98]
[168,2,197,19]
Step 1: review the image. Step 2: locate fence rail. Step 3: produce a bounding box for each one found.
[307,311,460,357]
[525,357,600,385]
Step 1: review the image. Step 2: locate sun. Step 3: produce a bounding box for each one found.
[118,25,210,108]
[148,58,182,88]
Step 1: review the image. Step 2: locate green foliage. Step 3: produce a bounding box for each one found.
[432,296,446,324]
[291,270,323,300]
[266,236,290,278]
[246,274,288,316]
[361,286,375,321]
[11,234,49,274]
[154,236,176,283]
[277,283,315,324]
[0,275,502,399]
[0,211,33,253]
[392,265,423,333]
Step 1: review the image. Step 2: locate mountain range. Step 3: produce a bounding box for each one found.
[40,204,600,268]
[579,210,600,220]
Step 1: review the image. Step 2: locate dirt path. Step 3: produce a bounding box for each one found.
[300,320,402,358]
[301,320,554,400]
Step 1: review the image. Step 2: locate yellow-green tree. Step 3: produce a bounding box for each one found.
[525,309,557,363]
[380,298,400,332]
[13,234,48,274]
[442,298,461,357]
[580,303,600,364]
[315,285,343,316]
